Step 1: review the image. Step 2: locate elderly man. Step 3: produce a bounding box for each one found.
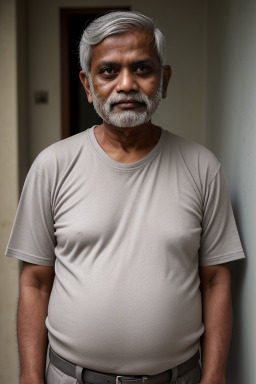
[6,10,244,384]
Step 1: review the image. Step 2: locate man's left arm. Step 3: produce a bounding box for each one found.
[199,263,232,384]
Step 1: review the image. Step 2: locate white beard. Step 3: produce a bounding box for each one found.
[88,76,163,128]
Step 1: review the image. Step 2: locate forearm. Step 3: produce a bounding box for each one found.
[18,263,54,384]
[200,265,232,384]
[18,284,50,384]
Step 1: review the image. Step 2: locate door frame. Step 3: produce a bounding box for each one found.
[60,7,130,139]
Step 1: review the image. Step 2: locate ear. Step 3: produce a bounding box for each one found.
[79,71,93,103]
[162,65,172,99]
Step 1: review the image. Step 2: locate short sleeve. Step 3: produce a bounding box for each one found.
[5,160,56,266]
[199,167,245,266]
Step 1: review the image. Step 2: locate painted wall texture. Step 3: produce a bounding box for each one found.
[0,0,20,383]
[206,1,255,382]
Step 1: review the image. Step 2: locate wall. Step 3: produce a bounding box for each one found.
[0,0,20,382]
[17,0,29,189]
[27,0,207,163]
[206,0,256,382]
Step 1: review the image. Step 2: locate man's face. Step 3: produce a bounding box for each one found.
[80,30,171,128]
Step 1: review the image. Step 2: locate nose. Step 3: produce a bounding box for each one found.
[116,69,139,93]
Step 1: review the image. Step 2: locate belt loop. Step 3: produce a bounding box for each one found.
[170,367,178,383]
[75,365,83,384]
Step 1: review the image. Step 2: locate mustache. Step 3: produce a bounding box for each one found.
[107,93,149,106]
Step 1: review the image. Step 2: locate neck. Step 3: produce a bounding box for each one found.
[94,121,161,163]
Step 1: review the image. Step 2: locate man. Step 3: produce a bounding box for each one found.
[6,10,244,384]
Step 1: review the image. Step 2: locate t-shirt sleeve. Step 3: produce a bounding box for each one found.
[5,159,56,266]
[199,166,245,266]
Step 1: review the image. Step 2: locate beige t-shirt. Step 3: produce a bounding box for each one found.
[6,127,244,375]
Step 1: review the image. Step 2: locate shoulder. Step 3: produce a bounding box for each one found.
[164,130,220,166]
[31,130,90,174]
[25,129,93,190]
[164,130,221,186]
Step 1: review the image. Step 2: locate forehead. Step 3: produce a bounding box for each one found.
[90,30,160,67]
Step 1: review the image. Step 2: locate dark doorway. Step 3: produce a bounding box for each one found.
[60,7,130,139]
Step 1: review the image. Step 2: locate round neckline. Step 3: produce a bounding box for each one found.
[87,126,167,171]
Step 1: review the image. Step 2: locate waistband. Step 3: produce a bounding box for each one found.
[49,348,200,384]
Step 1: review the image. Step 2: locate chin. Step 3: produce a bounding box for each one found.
[105,111,151,128]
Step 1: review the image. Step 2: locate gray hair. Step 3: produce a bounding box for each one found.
[79,10,167,75]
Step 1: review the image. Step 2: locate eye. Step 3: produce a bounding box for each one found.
[99,67,118,78]
[104,68,114,74]
[135,65,151,75]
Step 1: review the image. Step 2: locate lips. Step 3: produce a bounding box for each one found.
[112,100,145,109]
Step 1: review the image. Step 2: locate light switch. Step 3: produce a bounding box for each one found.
[35,91,49,104]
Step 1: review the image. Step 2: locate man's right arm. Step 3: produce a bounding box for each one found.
[18,262,55,384]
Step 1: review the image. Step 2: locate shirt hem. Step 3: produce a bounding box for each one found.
[199,251,245,267]
[5,248,55,266]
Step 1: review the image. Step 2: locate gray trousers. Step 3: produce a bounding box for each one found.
[46,362,201,384]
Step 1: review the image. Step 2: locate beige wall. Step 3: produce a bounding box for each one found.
[206,1,256,382]
[27,0,207,163]
[0,0,20,383]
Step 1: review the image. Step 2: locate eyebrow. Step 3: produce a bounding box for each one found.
[97,61,118,68]
[96,58,155,69]
[133,59,154,65]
